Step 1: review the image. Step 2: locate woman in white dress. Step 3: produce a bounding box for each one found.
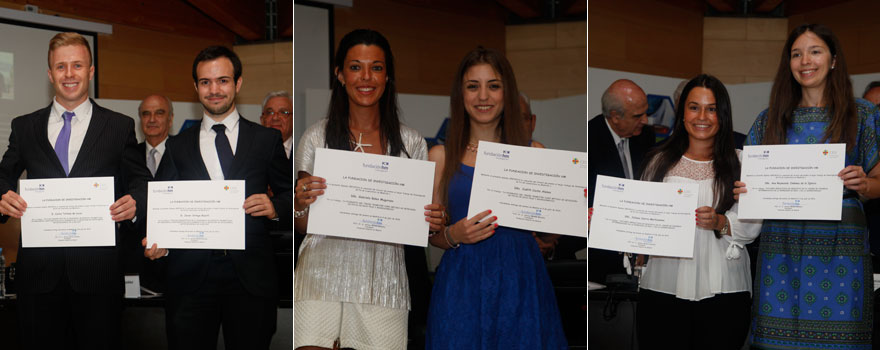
[293,29,445,350]
[636,74,762,350]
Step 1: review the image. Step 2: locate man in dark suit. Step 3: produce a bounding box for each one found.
[144,46,292,349]
[138,94,174,177]
[586,79,654,282]
[0,32,149,349]
[129,94,175,292]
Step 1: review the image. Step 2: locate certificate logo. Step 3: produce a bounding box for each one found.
[362,218,385,228]
[572,158,579,165]
[24,183,46,192]
[747,150,771,159]
[223,185,229,191]
[482,150,511,161]
[521,208,543,217]
[676,188,695,198]
[600,183,625,192]
[152,185,173,194]
[821,149,841,159]
[362,161,390,172]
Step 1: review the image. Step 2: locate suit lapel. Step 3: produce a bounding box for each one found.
[229,118,254,180]
[69,101,108,176]
[33,104,67,177]
[192,120,212,180]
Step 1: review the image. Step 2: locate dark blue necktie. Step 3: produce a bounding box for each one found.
[212,124,233,179]
[55,111,74,175]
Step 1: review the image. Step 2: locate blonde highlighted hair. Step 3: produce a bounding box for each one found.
[48,32,92,67]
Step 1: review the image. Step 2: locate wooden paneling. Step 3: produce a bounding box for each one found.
[746,18,787,40]
[0,1,239,102]
[704,17,747,40]
[335,0,506,96]
[98,24,230,103]
[702,18,785,84]
[557,20,587,48]
[507,21,586,99]
[0,0,234,42]
[235,42,293,105]
[589,0,703,79]
[507,23,557,51]
[788,0,880,74]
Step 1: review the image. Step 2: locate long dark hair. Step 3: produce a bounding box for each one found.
[764,23,856,151]
[642,74,739,215]
[439,47,529,205]
[324,29,408,157]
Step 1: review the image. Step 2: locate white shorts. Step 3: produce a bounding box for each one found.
[294,300,408,350]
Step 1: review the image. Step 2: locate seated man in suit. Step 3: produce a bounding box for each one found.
[586,79,654,282]
[0,32,149,349]
[144,46,292,349]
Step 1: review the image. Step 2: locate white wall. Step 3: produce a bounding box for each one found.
[589,67,880,137]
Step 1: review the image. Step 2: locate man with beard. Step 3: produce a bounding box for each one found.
[144,46,292,349]
[0,32,149,349]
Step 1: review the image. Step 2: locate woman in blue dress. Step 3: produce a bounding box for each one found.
[424,47,568,349]
[741,24,880,349]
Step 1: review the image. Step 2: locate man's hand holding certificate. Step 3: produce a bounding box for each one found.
[588,175,699,258]
[307,148,435,247]
[19,177,116,247]
[739,144,845,220]
[147,180,245,250]
[467,141,588,237]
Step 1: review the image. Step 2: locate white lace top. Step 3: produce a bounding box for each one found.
[293,119,428,310]
[639,152,763,301]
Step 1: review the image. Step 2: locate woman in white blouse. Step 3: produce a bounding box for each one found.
[636,74,762,350]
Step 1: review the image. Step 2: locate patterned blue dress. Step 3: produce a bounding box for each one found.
[425,164,568,349]
[747,99,880,349]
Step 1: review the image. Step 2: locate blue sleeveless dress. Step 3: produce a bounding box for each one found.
[426,164,568,349]
[747,100,880,349]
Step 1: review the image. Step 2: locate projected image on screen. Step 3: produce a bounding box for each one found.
[0,52,11,100]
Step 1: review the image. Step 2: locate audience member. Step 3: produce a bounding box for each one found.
[586,79,655,280]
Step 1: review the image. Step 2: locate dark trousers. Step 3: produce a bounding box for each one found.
[165,255,277,350]
[637,289,751,350]
[18,276,122,350]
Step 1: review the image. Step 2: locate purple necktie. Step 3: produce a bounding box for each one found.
[55,111,74,175]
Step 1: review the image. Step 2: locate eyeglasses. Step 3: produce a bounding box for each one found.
[263,110,291,117]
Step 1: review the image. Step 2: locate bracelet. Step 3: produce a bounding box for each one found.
[444,225,460,249]
[294,207,309,219]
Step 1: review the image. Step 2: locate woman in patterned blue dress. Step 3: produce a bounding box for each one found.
[424,47,568,349]
[740,24,880,349]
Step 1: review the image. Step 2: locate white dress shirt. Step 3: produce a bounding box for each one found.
[283,136,292,159]
[145,137,167,165]
[48,98,93,169]
[199,109,240,181]
[604,117,634,179]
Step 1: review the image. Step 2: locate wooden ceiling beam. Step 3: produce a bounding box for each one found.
[564,0,586,16]
[494,0,541,19]
[752,0,784,12]
[705,0,737,12]
[185,0,264,41]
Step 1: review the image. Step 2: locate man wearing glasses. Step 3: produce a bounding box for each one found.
[260,91,292,159]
